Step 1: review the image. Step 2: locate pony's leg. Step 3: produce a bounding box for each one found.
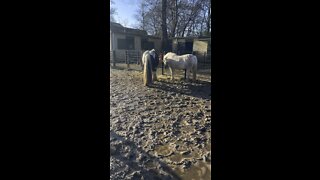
[169,67,174,80]
[192,65,197,82]
[186,69,191,81]
[153,71,158,81]
[144,57,153,86]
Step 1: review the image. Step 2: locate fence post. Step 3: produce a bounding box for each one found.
[162,51,166,75]
[162,62,164,75]
[113,50,116,67]
[126,50,130,69]
[204,52,206,69]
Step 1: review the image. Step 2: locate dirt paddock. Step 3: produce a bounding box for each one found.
[110,65,212,180]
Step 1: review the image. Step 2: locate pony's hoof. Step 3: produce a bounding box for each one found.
[145,82,153,87]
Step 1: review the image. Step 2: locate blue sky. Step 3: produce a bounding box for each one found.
[112,0,140,28]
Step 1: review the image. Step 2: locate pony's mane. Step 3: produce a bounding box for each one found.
[165,52,177,59]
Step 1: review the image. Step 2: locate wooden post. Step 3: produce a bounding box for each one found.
[161,52,164,75]
[112,50,116,67]
[128,51,130,69]
[126,50,130,69]
[161,51,165,75]
[204,52,206,69]
[162,62,164,75]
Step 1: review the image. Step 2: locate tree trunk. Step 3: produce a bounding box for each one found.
[161,0,169,52]
[171,0,178,37]
[199,6,206,36]
[181,18,192,37]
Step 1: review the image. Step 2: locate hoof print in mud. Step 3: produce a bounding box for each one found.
[180,150,191,156]
[182,160,192,169]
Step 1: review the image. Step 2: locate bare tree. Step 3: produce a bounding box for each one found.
[204,0,211,35]
[180,0,204,37]
[167,0,178,37]
[134,0,211,37]
[122,19,129,27]
[134,0,161,35]
[110,0,117,22]
[199,4,206,36]
[207,1,211,34]
[134,1,147,30]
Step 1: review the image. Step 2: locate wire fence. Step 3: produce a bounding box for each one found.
[110,50,211,70]
[193,51,211,69]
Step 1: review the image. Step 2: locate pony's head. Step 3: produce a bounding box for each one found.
[163,52,170,65]
[149,49,156,59]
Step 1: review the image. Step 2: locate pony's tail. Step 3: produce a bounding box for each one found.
[140,54,144,69]
[143,55,153,86]
[192,55,197,81]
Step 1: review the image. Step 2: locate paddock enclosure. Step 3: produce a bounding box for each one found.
[110,50,211,70]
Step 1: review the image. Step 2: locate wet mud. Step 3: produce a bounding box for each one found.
[110,67,212,180]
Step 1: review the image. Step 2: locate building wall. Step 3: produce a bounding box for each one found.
[171,39,193,54]
[112,33,125,50]
[110,31,113,51]
[169,38,211,54]
[193,40,208,53]
[110,30,164,52]
[111,32,142,51]
[148,38,161,52]
[172,39,178,52]
[134,36,141,51]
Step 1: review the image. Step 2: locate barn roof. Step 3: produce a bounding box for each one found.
[110,22,148,36]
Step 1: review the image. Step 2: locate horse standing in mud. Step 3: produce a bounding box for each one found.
[142,49,159,86]
[163,52,197,81]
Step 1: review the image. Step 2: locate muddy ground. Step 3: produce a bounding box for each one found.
[110,64,212,180]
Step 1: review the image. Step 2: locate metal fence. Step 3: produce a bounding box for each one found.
[193,51,211,69]
[110,50,211,69]
[110,50,142,64]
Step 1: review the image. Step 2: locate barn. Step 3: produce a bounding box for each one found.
[110,22,161,52]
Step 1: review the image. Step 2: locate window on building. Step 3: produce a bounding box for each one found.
[185,42,193,53]
[117,36,135,50]
[126,36,135,50]
[118,39,127,50]
[141,39,154,50]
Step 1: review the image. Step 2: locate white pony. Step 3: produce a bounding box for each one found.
[142,49,156,66]
[142,49,158,86]
[163,52,197,81]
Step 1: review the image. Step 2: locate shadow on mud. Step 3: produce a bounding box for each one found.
[149,80,211,100]
[110,130,181,180]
